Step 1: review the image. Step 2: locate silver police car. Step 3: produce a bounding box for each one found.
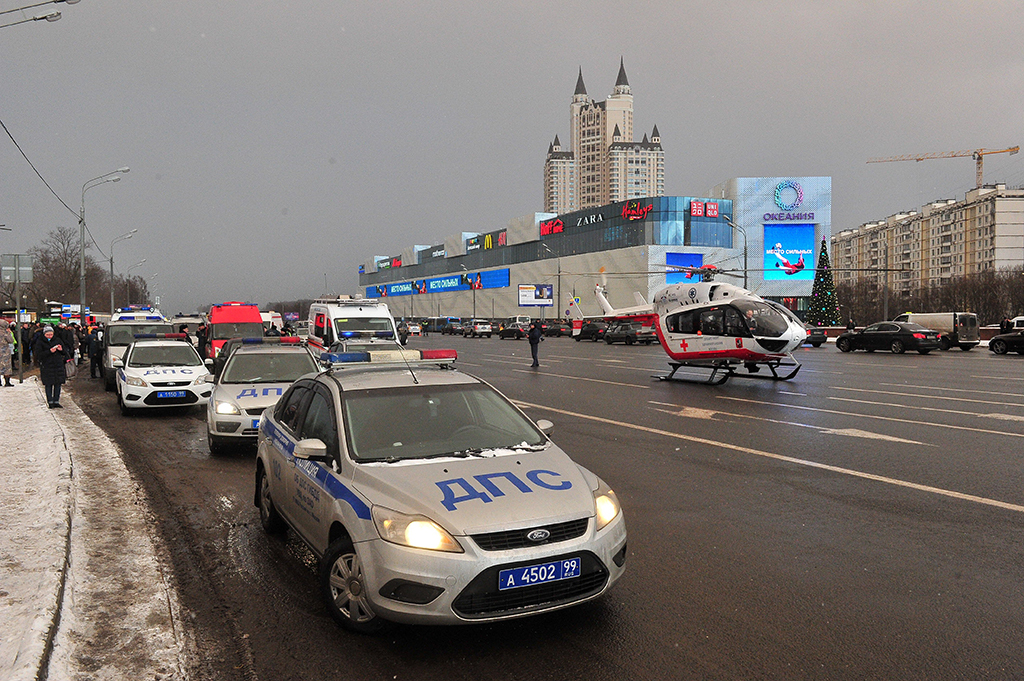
[208,338,319,454]
[254,348,626,632]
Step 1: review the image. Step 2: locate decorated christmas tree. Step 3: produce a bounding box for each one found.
[807,237,841,326]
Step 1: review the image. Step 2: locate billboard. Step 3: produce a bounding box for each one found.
[665,252,704,284]
[518,284,554,307]
[763,224,814,281]
[366,268,510,298]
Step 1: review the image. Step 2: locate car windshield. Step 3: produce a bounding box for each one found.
[221,352,317,384]
[107,324,175,346]
[128,344,202,367]
[334,317,393,334]
[343,383,546,462]
[211,322,264,340]
[732,301,790,338]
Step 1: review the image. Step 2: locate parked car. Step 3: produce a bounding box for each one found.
[892,312,979,351]
[463,319,493,338]
[805,327,827,347]
[988,330,1024,355]
[441,322,464,335]
[544,321,572,337]
[499,322,528,340]
[575,321,609,342]
[835,322,940,354]
[604,322,656,345]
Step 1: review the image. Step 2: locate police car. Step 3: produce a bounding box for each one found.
[254,348,626,632]
[114,334,212,415]
[207,338,319,454]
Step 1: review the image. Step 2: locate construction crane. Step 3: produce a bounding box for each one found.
[867,146,1019,187]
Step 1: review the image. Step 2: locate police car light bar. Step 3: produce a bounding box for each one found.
[319,349,457,366]
[240,336,303,344]
[133,333,188,339]
[337,330,396,339]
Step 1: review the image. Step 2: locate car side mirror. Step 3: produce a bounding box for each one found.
[112,358,123,368]
[204,358,214,366]
[536,419,554,436]
[293,438,329,461]
[203,374,216,384]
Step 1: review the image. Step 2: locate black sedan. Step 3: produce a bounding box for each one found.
[544,321,572,337]
[604,322,656,345]
[574,321,608,342]
[441,322,464,335]
[498,322,528,340]
[835,322,940,354]
[988,330,1024,355]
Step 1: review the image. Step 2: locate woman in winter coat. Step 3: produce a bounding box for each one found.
[0,320,14,387]
[34,325,69,408]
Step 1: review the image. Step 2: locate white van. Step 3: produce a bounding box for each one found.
[892,312,980,351]
[260,310,284,333]
[306,296,398,352]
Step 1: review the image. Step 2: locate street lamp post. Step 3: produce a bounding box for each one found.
[80,167,129,326]
[126,260,146,306]
[109,229,137,314]
[724,218,749,290]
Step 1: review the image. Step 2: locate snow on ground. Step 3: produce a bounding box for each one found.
[0,377,188,681]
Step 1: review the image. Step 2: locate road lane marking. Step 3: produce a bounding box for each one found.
[778,391,807,396]
[458,361,482,367]
[972,375,1024,382]
[828,396,1024,423]
[716,395,1024,439]
[833,386,1024,408]
[802,369,845,375]
[649,400,929,445]
[482,353,563,364]
[514,400,1024,514]
[880,382,1024,398]
[511,370,649,389]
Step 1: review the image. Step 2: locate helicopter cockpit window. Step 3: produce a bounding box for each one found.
[699,308,724,336]
[732,301,788,338]
[723,307,749,337]
[666,309,699,334]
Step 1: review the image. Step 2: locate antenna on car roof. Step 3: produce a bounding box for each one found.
[398,345,419,384]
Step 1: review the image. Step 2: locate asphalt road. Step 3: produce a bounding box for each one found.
[69,337,1024,680]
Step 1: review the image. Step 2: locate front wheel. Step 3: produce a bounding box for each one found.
[118,392,132,416]
[320,536,387,633]
[891,340,905,354]
[939,337,951,351]
[574,336,581,342]
[991,339,1008,355]
[836,338,852,353]
[605,337,613,344]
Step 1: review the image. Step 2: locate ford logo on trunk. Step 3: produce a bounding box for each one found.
[526,529,550,542]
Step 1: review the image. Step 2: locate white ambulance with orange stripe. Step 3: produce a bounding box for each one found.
[306,296,399,353]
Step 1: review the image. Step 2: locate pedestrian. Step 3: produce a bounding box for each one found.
[88,326,103,378]
[528,320,543,368]
[0,320,14,386]
[20,322,32,366]
[179,324,195,345]
[196,323,208,358]
[34,325,69,407]
[1000,317,1012,334]
[846,318,856,332]
[266,324,282,337]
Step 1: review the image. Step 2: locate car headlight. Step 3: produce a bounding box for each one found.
[594,481,621,531]
[214,400,241,415]
[193,375,209,385]
[372,506,463,553]
[125,376,148,387]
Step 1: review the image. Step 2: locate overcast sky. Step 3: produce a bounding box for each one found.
[2,1,1022,314]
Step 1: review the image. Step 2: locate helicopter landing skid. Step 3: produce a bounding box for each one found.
[655,354,801,385]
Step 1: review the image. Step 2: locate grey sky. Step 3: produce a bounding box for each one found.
[2,1,1022,314]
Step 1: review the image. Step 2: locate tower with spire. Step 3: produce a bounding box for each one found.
[544,59,663,213]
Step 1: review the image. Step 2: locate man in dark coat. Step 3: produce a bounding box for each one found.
[88,326,104,378]
[34,326,69,408]
[528,320,543,368]
[196,323,208,358]
[21,322,32,366]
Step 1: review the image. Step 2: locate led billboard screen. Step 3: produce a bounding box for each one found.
[763,224,814,281]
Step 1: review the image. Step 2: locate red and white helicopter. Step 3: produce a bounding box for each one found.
[567,266,808,385]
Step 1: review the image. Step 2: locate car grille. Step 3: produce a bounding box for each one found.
[471,518,589,551]
[143,392,198,405]
[151,380,191,387]
[241,428,259,436]
[452,551,608,619]
[245,407,265,416]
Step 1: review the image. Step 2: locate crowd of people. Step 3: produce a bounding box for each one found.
[0,319,105,407]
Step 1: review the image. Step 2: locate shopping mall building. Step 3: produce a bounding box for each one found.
[358,177,832,321]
